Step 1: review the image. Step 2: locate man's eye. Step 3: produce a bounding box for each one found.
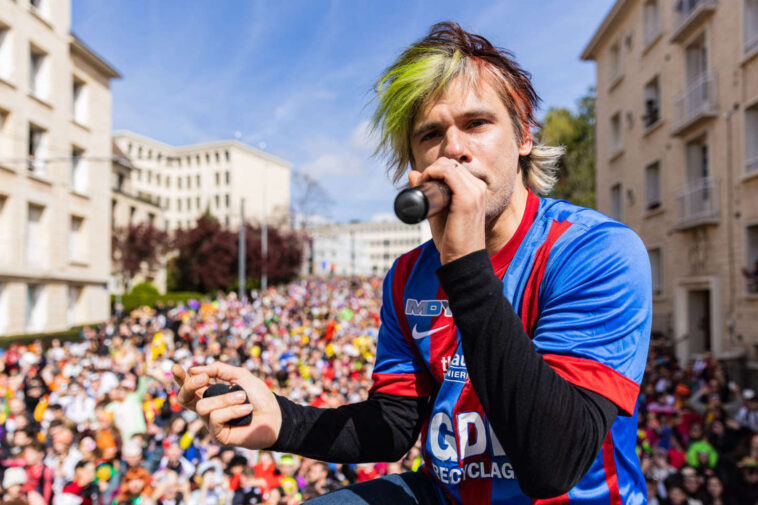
[468,119,487,128]
[420,131,439,142]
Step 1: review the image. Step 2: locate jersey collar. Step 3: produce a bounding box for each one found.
[489,190,539,277]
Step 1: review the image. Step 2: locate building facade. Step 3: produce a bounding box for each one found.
[0,0,119,335]
[113,131,291,232]
[582,0,758,365]
[306,219,432,276]
[111,141,166,294]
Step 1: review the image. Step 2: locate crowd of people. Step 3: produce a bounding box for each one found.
[0,276,756,504]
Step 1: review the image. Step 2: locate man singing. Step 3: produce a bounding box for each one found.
[172,22,651,504]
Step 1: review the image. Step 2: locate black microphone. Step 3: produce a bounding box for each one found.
[202,383,252,426]
[394,180,451,224]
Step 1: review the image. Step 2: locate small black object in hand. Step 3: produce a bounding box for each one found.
[202,383,252,426]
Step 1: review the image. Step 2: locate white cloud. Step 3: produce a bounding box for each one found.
[349,119,379,152]
[300,152,365,178]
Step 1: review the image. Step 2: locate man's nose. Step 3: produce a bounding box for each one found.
[441,128,471,163]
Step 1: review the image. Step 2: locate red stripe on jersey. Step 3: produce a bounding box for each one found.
[602,431,623,505]
[542,354,640,415]
[532,493,569,505]
[428,286,459,384]
[520,219,573,337]
[490,190,540,277]
[454,381,492,505]
[369,373,433,396]
[391,247,436,396]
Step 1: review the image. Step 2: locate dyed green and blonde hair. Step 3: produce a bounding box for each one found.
[372,22,564,195]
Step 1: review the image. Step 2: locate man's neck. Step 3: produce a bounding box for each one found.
[484,183,529,257]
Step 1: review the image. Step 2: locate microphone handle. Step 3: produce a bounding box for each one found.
[394,180,451,224]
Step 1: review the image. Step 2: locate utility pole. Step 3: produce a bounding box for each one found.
[261,164,268,291]
[238,198,246,300]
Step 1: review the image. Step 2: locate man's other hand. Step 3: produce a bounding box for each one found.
[171,362,282,449]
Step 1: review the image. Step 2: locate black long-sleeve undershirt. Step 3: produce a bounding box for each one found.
[270,250,620,498]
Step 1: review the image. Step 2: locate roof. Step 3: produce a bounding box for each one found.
[580,0,633,61]
[69,33,121,79]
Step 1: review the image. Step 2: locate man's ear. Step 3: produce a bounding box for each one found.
[518,134,533,157]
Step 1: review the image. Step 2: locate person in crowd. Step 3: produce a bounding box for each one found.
[58,460,100,505]
[113,467,153,505]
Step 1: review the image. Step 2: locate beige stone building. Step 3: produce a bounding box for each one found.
[582,0,758,367]
[113,131,291,232]
[305,219,432,276]
[0,0,119,336]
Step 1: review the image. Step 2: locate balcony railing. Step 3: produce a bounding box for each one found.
[671,0,717,42]
[747,30,758,55]
[675,176,719,229]
[673,72,718,134]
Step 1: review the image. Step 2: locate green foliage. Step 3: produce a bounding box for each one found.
[112,289,205,313]
[537,87,596,209]
[0,328,84,348]
[130,282,159,296]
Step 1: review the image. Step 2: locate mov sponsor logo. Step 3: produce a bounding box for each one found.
[405,298,452,317]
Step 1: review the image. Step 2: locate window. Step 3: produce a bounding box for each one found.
[187,197,191,210]
[747,224,758,293]
[649,248,663,296]
[26,283,45,332]
[71,147,87,193]
[196,196,200,209]
[28,124,47,175]
[685,34,707,86]
[225,150,230,162]
[643,0,660,47]
[610,183,622,221]
[166,176,171,188]
[686,135,709,182]
[610,112,622,155]
[29,45,48,99]
[147,150,152,160]
[156,173,161,185]
[215,194,220,208]
[746,103,758,175]
[26,204,46,267]
[72,78,88,124]
[69,216,84,262]
[205,153,210,163]
[0,109,7,163]
[67,286,81,326]
[609,41,622,84]
[215,151,220,163]
[177,199,182,211]
[0,24,11,82]
[747,0,758,53]
[644,76,661,127]
[29,0,48,18]
[196,174,200,187]
[645,161,662,211]
[196,154,200,164]
[177,176,182,189]
[129,206,136,224]
[225,171,230,184]
[186,175,191,189]
[186,155,191,166]
[137,146,142,159]
[225,194,230,208]
[215,172,220,186]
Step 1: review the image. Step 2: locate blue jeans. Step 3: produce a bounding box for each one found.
[306,471,443,504]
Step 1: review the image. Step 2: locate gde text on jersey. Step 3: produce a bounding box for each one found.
[405,299,452,317]
[428,410,515,483]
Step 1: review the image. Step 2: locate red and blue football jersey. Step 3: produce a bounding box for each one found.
[370,191,651,505]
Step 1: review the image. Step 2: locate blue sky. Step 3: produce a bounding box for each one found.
[72,0,614,223]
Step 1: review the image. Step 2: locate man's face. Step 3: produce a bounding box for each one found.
[410,74,531,222]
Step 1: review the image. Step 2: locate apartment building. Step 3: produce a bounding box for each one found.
[113,131,291,232]
[582,0,758,365]
[0,0,119,335]
[306,219,432,276]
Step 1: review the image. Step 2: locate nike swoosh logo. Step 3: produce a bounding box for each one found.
[412,324,449,340]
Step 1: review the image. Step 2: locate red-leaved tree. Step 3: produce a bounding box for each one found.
[112,222,170,291]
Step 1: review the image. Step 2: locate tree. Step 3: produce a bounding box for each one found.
[290,170,333,228]
[243,225,304,285]
[170,216,237,292]
[112,222,169,292]
[536,87,596,209]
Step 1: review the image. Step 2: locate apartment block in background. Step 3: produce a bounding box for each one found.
[305,219,432,276]
[582,0,758,367]
[113,131,291,232]
[0,0,120,335]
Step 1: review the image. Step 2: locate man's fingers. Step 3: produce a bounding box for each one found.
[209,404,253,426]
[190,362,246,383]
[176,371,209,408]
[196,391,248,418]
[171,364,186,386]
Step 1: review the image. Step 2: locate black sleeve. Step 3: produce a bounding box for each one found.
[268,392,428,463]
[436,250,619,499]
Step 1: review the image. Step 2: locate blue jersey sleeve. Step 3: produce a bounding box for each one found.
[370,254,435,397]
[532,221,652,414]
